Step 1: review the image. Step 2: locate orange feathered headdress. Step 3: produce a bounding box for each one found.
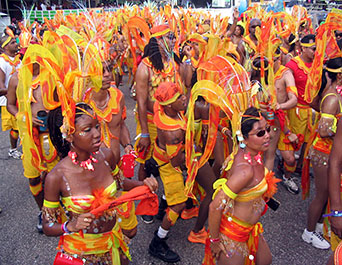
[2,27,15,48]
[150,25,171,38]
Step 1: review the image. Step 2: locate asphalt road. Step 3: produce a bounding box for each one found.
[0,75,331,265]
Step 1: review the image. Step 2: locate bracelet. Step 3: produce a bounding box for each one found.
[141,133,150,138]
[285,130,291,136]
[124,143,133,149]
[62,221,71,234]
[323,210,342,217]
[209,237,221,243]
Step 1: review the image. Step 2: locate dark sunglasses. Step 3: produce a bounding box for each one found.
[251,25,261,29]
[250,126,271,137]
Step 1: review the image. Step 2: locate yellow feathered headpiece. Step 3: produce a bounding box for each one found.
[305,12,342,103]
[185,55,251,198]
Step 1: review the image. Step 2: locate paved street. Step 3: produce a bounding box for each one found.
[0,76,331,265]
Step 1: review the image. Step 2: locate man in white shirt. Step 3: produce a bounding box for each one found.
[0,34,21,159]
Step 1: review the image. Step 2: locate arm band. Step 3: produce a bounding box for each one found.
[286,86,298,97]
[43,200,60,208]
[321,113,337,133]
[212,179,238,200]
[112,165,120,176]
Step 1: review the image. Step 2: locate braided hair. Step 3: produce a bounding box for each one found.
[142,37,181,72]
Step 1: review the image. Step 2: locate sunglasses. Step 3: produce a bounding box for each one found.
[251,25,261,29]
[249,126,271,137]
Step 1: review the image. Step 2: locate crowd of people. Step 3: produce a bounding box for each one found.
[1,2,342,265]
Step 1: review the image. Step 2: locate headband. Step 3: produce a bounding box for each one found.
[2,36,12,48]
[280,46,288,55]
[75,106,96,119]
[325,66,342,73]
[154,82,182,106]
[241,112,263,124]
[300,41,315,47]
[252,64,270,71]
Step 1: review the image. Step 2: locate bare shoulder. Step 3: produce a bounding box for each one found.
[136,61,149,78]
[231,162,253,181]
[321,93,340,114]
[45,162,66,187]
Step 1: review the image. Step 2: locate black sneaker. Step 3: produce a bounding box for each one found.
[149,231,180,263]
[37,212,43,233]
[141,215,154,224]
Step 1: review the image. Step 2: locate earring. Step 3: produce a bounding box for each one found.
[236,130,246,149]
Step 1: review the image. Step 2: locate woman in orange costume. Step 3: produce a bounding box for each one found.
[203,107,279,265]
[42,103,157,265]
[302,58,342,250]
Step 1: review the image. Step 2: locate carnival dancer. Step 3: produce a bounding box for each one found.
[9,54,60,232]
[148,82,188,263]
[203,107,279,265]
[242,18,261,71]
[0,33,21,159]
[43,103,158,265]
[301,58,342,250]
[328,119,342,263]
[285,34,315,177]
[6,26,61,232]
[134,24,191,223]
[269,48,299,194]
[149,82,215,262]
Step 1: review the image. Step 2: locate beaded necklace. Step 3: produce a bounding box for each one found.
[243,151,263,165]
[68,151,98,171]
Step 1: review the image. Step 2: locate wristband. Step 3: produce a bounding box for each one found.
[209,237,221,243]
[323,210,342,217]
[141,133,150,138]
[124,143,133,149]
[62,221,71,234]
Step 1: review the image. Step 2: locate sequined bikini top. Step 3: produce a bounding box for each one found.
[61,181,117,214]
